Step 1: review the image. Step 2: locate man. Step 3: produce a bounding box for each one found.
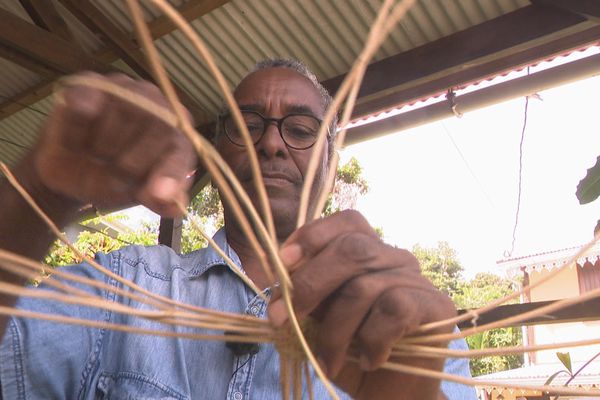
[0,59,476,399]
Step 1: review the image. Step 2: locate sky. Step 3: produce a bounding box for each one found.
[124,48,600,279]
[341,51,600,278]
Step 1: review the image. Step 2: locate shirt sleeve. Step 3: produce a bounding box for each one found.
[440,327,478,400]
[0,252,116,400]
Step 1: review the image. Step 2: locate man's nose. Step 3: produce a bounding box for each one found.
[256,122,287,158]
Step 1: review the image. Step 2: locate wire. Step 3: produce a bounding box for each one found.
[0,137,29,149]
[441,122,494,209]
[230,353,254,379]
[506,67,530,258]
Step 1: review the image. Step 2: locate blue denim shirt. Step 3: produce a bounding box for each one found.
[1,229,476,399]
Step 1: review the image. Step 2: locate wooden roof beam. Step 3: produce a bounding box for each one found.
[18,0,75,41]
[322,4,592,120]
[0,79,54,119]
[0,44,58,78]
[0,8,110,74]
[149,0,231,39]
[57,0,208,124]
[533,0,600,22]
[0,0,230,124]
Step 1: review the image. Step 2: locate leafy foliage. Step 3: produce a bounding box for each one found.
[413,242,464,296]
[45,220,158,267]
[556,352,572,374]
[465,327,522,377]
[576,155,600,204]
[455,273,523,376]
[189,183,223,220]
[47,158,373,262]
[412,243,524,377]
[324,157,369,216]
[544,351,600,400]
[576,155,600,234]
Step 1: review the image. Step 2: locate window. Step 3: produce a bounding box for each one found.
[577,257,600,294]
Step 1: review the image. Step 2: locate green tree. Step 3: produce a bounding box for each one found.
[182,156,374,254]
[412,243,524,377]
[412,241,463,296]
[454,273,524,376]
[324,156,369,216]
[47,157,374,261]
[45,218,158,267]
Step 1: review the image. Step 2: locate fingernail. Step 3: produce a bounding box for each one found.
[268,299,288,327]
[152,177,179,202]
[279,243,303,266]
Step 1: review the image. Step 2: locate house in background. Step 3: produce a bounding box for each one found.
[475,242,600,400]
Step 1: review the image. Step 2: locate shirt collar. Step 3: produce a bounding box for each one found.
[187,227,244,277]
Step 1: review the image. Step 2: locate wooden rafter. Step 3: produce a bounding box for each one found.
[458,297,600,329]
[0,8,110,74]
[347,23,600,122]
[57,0,152,79]
[18,0,74,41]
[57,0,207,124]
[0,0,230,125]
[0,44,57,78]
[0,80,53,119]
[322,4,593,120]
[533,0,600,22]
[148,0,230,39]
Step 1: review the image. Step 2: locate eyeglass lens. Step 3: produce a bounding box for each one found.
[224,112,321,149]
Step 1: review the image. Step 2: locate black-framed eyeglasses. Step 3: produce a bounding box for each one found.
[221,110,324,150]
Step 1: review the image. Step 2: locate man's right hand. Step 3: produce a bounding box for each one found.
[30,72,197,218]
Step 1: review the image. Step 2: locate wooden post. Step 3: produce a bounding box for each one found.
[158,216,183,253]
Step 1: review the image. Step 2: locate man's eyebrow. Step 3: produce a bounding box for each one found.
[237,103,321,117]
[286,104,320,117]
[238,104,263,113]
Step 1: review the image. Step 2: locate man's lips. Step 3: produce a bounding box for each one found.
[239,169,300,185]
[261,172,294,181]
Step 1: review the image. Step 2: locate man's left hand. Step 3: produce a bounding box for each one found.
[268,210,455,400]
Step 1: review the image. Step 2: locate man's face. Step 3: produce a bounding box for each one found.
[216,67,329,240]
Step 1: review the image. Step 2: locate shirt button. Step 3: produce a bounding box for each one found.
[233,391,243,400]
[249,305,260,315]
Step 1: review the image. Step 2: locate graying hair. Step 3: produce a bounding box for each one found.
[215,58,338,155]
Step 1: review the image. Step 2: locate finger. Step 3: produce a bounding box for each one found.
[357,283,455,370]
[269,234,415,325]
[42,74,107,152]
[113,122,174,181]
[135,138,196,217]
[279,210,377,267]
[88,77,167,161]
[316,271,394,378]
[294,236,418,318]
[356,287,421,371]
[37,147,135,208]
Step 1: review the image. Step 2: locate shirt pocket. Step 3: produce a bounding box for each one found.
[96,371,189,400]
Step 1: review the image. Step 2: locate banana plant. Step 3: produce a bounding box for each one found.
[544,351,600,400]
[576,155,600,234]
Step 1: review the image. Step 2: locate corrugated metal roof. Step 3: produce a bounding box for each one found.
[497,241,600,276]
[475,361,600,390]
[0,97,51,166]
[0,58,42,99]
[90,0,530,117]
[0,0,532,167]
[0,0,104,53]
